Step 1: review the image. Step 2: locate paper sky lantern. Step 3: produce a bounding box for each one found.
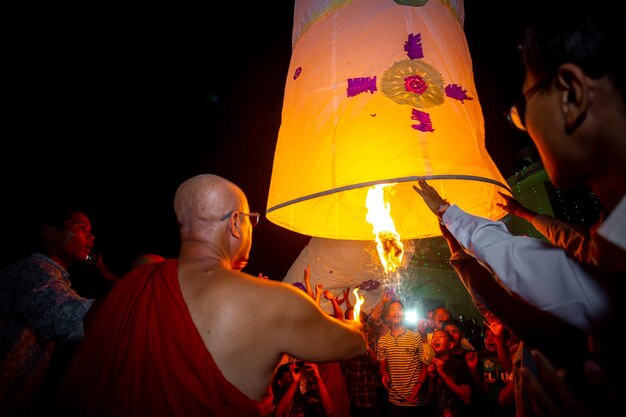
[267,0,510,240]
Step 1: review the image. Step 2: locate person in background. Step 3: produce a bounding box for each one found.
[479,318,515,417]
[416,0,626,410]
[417,308,435,339]
[342,305,381,417]
[271,361,334,417]
[0,208,100,416]
[368,287,394,340]
[442,319,480,370]
[57,174,366,417]
[309,284,352,417]
[426,329,473,417]
[443,319,488,416]
[427,307,474,355]
[366,287,395,410]
[462,318,483,353]
[435,218,593,416]
[377,299,428,416]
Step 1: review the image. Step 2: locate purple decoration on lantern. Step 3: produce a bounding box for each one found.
[358,279,381,291]
[293,67,302,80]
[404,33,424,60]
[411,108,434,132]
[293,282,306,291]
[404,75,427,95]
[445,84,473,103]
[347,76,377,97]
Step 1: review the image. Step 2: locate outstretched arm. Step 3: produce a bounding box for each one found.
[413,179,608,334]
[496,192,539,223]
[93,253,120,285]
[323,289,344,319]
[303,264,314,300]
[343,287,352,309]
[270,282,367,363]
[273,363,302,417]
[440,221,587,366]
[309,363,334,417]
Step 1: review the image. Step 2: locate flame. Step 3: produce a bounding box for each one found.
[353,288,365,323]
[365,184,404,273]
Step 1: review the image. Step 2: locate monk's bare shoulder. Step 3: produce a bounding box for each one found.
[179,263,315,325]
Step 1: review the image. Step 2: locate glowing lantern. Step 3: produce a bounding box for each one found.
[352,288,365,323]
[267,0,510,241]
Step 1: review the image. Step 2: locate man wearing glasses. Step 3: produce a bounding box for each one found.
[58,174,367,417]
[415,1,624,414]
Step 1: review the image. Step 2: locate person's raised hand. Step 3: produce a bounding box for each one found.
[342,287,352,307]
[412,179,448,215]
[303,264,311,282]
[381,287,394,304]
[496,192,528,217]
[483,311,504,339]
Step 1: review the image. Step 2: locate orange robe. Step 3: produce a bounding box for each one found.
[58,259,261,417]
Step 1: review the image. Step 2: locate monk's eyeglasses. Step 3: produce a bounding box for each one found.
[220,211,260,227]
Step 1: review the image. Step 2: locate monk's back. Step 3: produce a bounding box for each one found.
[178,259,289,400]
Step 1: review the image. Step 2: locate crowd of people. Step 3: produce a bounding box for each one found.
[1,1,624,416]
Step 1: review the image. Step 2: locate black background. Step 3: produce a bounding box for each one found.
[2,2,539,281]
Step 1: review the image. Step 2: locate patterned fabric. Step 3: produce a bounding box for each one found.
[483,353,515,417]
[0,253,91,416]
[342,353,377,409]
[376,329,425,406]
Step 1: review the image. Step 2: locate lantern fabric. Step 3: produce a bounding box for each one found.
[267,0,510,240]
[280,235,484,321]
[283,237,385,313]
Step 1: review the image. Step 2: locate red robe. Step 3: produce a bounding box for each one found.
[58,259,261,417]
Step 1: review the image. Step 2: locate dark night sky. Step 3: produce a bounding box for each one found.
[2,2,538,280]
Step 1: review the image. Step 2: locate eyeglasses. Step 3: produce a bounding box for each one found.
[219,210,260,227]
[506,78,552,132]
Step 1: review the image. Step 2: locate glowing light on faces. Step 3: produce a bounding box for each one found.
[404,309,418,325]
[365,184,404,273]
[352,288,365,323]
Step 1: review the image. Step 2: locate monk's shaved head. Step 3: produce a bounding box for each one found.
[174,174,246,227]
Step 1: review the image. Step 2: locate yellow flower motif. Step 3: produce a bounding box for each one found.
[381,59,445,108]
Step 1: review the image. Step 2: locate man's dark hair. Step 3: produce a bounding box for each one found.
[382,299,404,322]
[442,319,464,335]
[519,1,625,102]
[271,363,293,400]
[32,206,91,252]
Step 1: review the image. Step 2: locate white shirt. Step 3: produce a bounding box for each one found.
[597,195,626,251]
[442,204,610,333]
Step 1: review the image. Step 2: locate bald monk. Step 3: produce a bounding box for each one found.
[57,174,366,416]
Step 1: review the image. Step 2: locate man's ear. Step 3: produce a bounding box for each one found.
[555,63,588,132]
[229,212,242,239]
